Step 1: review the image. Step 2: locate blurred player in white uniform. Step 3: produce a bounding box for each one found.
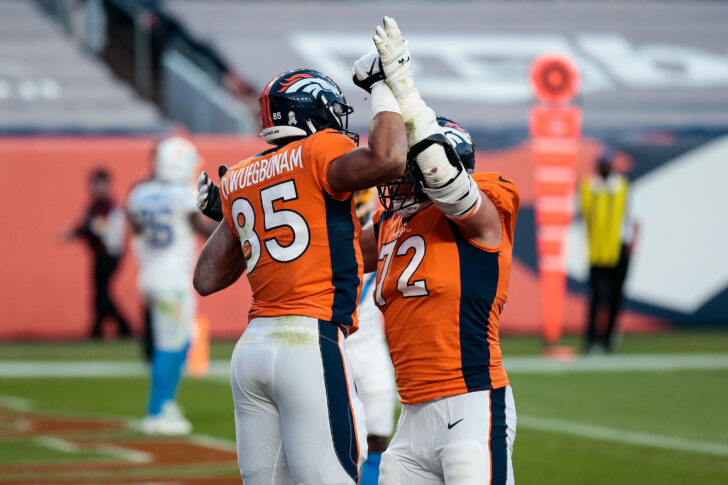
[127,137,216,435]
[347,189,396,485]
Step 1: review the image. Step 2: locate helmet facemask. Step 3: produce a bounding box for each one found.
[309,94,359,146]
[376,163,429,218]
[377,116,476,218]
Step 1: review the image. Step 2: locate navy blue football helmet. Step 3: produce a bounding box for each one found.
[378,116,476,213]
[259,68,358,145]
[437,116,476,173]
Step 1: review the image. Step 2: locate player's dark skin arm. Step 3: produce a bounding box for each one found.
[452,191,502,248]
[327,111,408,192]
[193,221,246,296]
[189,213,218,238]
[194,111,405,294]
[360,225,378,273]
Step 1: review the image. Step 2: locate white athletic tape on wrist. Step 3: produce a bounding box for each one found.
[397,92,442,146]
[386,70,416,99]
[421,169,482,220]
[416,144,459,187]
[370,82,402,118]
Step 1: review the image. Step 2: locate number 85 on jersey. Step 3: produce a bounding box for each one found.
[230,180,310,273]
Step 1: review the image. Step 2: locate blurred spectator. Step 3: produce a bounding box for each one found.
[63,168,132,339]
[579,147,641,353]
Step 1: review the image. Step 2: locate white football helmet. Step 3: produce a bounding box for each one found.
[154,137,199,183]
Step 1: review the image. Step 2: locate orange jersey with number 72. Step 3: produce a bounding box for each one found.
[372,173,520,404]
[220,129,363,330]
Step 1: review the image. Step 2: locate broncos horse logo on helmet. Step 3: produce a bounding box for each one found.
[438,116,475,173]
[377,116,476,215]
[259,69,358,146]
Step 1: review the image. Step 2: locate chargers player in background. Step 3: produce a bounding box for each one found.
[354,19,519,484]
[127,137,217,435]
[348,188,396,485]
[193,18,409,484]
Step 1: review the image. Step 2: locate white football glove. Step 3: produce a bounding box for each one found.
[196,167,226,221]
[352,50,385,93]
[197,171,212,211]
[373,17,457,186]
[353,50,401,118]
[373,16,416,100]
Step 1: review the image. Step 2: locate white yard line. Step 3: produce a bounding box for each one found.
[1,353,728,378]
[0,361,148,378]
[32,436,79,453]
[30,436,153,463]
[93,443,152,463]
[1,395,204,465]
[0,394,35,410]
[504,353,728,373]
[4,376,727,463]
[519,414,728,456]
[186,434,237,452]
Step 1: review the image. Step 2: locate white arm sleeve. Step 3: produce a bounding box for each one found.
[421,169,481,220]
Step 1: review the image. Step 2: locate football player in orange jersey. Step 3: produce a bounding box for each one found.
[192,18,410,485]
[354,21,520,484]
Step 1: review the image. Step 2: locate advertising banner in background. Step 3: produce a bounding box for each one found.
[0,136,675,340]
[0,137,266,340]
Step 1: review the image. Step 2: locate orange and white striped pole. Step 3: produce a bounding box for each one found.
[528,53,582,357]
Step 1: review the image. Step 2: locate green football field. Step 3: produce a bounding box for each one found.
[1,331,727,484]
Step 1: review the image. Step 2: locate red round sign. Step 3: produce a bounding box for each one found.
[530,53,580,104]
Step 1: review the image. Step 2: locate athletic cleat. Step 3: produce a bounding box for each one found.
[140,401,192,436]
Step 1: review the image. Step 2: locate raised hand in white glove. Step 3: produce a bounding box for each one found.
[352,50,401,118]
[373,16,415,100]
[352,50,385,93]
[196,165,228,221]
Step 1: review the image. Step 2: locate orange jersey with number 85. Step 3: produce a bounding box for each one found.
[220,129,363,330]
[373,173,520,404]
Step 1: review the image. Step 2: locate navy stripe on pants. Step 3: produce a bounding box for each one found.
[318,320,359,482]
[490,387,508,484]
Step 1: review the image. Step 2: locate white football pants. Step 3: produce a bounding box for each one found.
[146,288,194,352]
[380,387,516,485]
[346,273,396,437]
[231,316,367,484]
